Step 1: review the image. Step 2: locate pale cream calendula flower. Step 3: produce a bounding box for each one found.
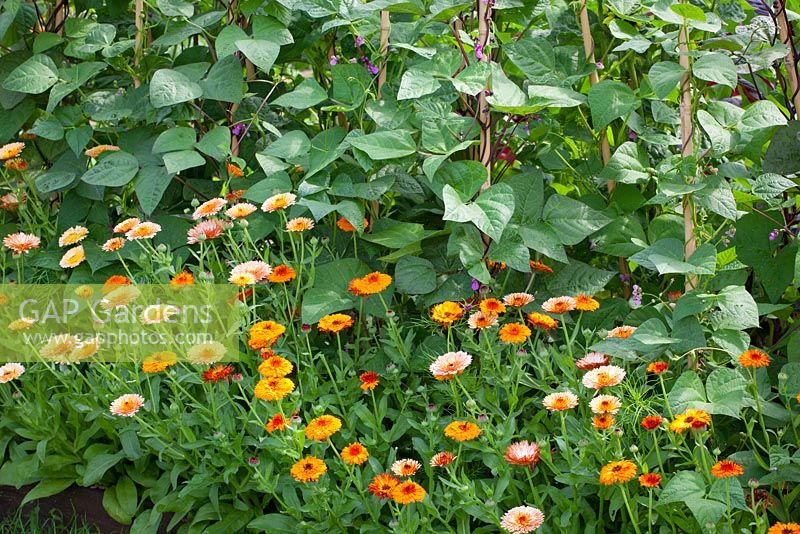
[188,341,227,364]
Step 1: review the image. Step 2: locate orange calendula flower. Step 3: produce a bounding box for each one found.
[318,313,354,333]
[227,162,244,177]
[58,225,89,247]
[738,348,770,368]
[589,394,621,414]
[542,296,576,314]
[468,311,498,330]
[349,272,392,295]
[431,301,463,326]
[542,391,579,411]
[647,361,669,374]
[391,458,422,477]
[266,413,287,432]
[391,481,426,504]
[84,144,120,158]
[262,192,297,213]
[102,275,131,294]
[171,271,194,286]
[599,460,637,485]
[639,473,661,488]
[487,260,507,270]
[526,312,558,331]
[113,217,140,233]
[479,298,506,316]
[529,260,553,273]
[192,198,226,220]
[109,393,145,417]
[574,294,600,312]
[3,232,40,255]
[248,320,286,349]
[503,292,534,307]
[141,351,177,373]
[202,364,234,383]
[267,264,296,283]
[430,451,456,467]
[592,414,615,430]
[102,237,126,252]
[254,377,294,401]
[290,456,327,483]
[669,409,711,433]
[4,158,27,171]
[59,245,85,269]
[711,460,744,478]
[769,522,800,534]
[341,442,369,465]
[444,421,481,442]
[641,415,663,430]
[0,142,25,160]
[337,216,369,232]
[305,414,342,440]
[498,322,531,343]
[258,355,293,377]
[607,325,636,339]
[286,217,315,232]
[368,473,399,499]
[225,202,257,219]
[504,440,541,467]
[359,371,380,391]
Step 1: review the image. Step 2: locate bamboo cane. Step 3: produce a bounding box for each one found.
[134,0,144,87]
[377,11,390,98]
[679,14,697,292]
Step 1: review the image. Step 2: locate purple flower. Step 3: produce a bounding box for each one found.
[619,273,630,283]
[471,278,480,291]
[769,229,779,241]
[631,284,642,308]
[329,55,338,65]
[231,123,245,137]
[475,44,484,60]
[356,35,365,46]
[595,62,604,69]
[368,63,380,75]
[628,130,637,141]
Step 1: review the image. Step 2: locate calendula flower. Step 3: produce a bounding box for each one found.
[739,348,770,368]
[589,394,621,414]
[599,460,637,485]
[102,275,131,293]
[39,334,81,360]
[504,440,541,467]
[607,325,636,339]
[0,192,20,210]
[526,312,558,330]
[529,261,553,273]
[8,317,35,331]
[266,413,287,432]
[286,217,314,232]
[341,442,369,465]
[202,364,234,383]
[171,271,194,286]
[582,365,626,390]
[84,144,119,158]
[542,391,579,411]
[290,456,327,482]
[187,341,227,364]
[3,232,40,255]
[258,355,293,377]
[58,226,89,247]
[59,245,86,269]
[192,198,226,220]
[102,237,126,252]
[574,294,600,312]
[231,260,272,282]
[74,285,93,298]
[0,142,25,160]
[349,272,392,295]
[431,301,463,325]
[368,473,399,499]
[187,219,225,244]
[391,481,426,504]
[711,460,744,478]
[142,351,177,373]
[229,272,256,286]
[225,202,257,219]
[392,459,422,477]
[647,361,669,374]
[262,192,297,212]
[592,414,615,429]
[126,222,161,240]
[503,292,534,307]
[669,409,711,433]
[498,323,531,343]
[541,296,576,314]
[480,298,506,315]
[318,313,354,333]
[575,352,610,370]
[500,506,545,533]
[4,158,27,171]
[141,304,179,324]
[359,371,380,391]
[444,421,481,441]
[109,393,145,417]
[100,285,140,309]
[641,415,663,430]
[248,320,286,349]
[0,363,25,383]
[305,415,342,440]
[769,523,800,534]
[487,260,507,270]
[267,264,296,283]
[113,218,140,233]
[226,189,246,201]
[337,217,369,232]
[639,473,661,488]
[430,351,472,380]
[227,162,243,177]
[254,377,295,401]
[430,452,456,467]
[468,311,498,330]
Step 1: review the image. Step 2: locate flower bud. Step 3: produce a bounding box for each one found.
[191,198,200,207]
[629,445,638,453]
[465,399,478,410]
[156,243,167,253]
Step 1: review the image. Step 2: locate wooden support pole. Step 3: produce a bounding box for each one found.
[777,0,800,116]
[133,0,144,87]
[477,0,492,193]
[679,13,697,292]
[377,11,390,98]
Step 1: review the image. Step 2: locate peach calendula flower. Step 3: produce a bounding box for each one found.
[499,322,532,343]
[261,192,297,212]
[113,217,140,233]
[192,198,227,220]
[305,414,342,440]
[290,456,327,483]
[8,317,35,331]
[581,365,626,390]
[359,371,379,391]
[368,473,399,499]
[669,409,711,433]
[468,311,498,330]
[607,325,636,339]
[231,260,272,282]
[391,481,426,504]
[589,394,621,414]
[229,271,257,286]
[202,364,234,383]
[647,361,669,374]
[225,202,257,219]
[126,221,161,240]
[141,304,179,324]
[711,460,744,478]
[267,264,296,283]
[500,506,545,534]
[575,352,610,370]
[0,192,21,210]
[74,285,93,298]
[102,237,126,252]
[504,440,541,467]
[349,272,392,295]
[254,377,295,401]
[541,296,576,314]
[430,451,456,467]
[227,162,244,177]
[341,442,369,465]
[286,217,314,232]
[109,393,145,417]
[59,245,86,269]
[592,413,615,430]
[248,320,286,349]
[641,415,663,430]
[39,334,81,361]
[58,225,89,247]
[84,144,120,158]
[526,312,558,331]
[542,391,579,411]
[503,292,534,307]
[265,413,287,432]
[225,189,246,201]
[187,341,227,364]
[769,523,800,534]
[431,301,463,326]
[3,232,40,255]
[337,216,369,232]
[142,351,177,373]
[4,158,28,171]
[599,459,637,485]
[529,260,553,273]
[0,142,25,160]
[171,271,194,286]
[430,351,472,380]
[0,363,25,383]
[574,294,600,312]
[100,285,140,309]
[258,355,293,377]
[187,219,225,244]
[739,348,770,368]
[391,459,421,477]
[480,298,506,315]
[444,421,481,441]
[318,313,354,333]
[639,473,661,488]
